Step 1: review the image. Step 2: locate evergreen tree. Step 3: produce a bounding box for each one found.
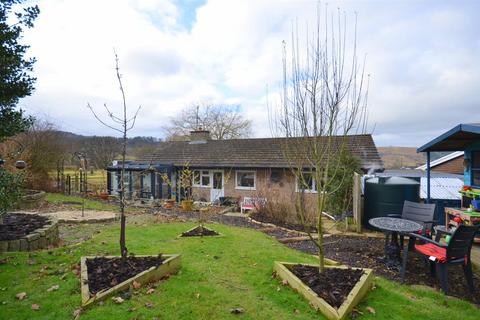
[0,0,39,141]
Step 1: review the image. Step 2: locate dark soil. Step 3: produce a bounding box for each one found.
[290,265,364,309]
[181,225,219,237]
[262,227,303,239]
[250,211,317,233]
[0,213,50,241]
[86,255,164,294]
[286,235,480,303]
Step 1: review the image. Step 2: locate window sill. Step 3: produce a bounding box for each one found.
[193,185,211,188]
[296,190,318,194]
[235,186,256,191]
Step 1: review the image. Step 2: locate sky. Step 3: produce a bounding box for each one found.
[15,0,480,147]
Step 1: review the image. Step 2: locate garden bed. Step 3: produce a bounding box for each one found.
[274,262,373,320]
[249,211,318,233]
[0,213,59,252]
[81,254,181,307]
[291,265,365,309]
[19,190,46,209]
[180,225,221,237]
[286,235,480,303]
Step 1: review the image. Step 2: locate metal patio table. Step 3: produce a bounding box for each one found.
[369,217,423,269]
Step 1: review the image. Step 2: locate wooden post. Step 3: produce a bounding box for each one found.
[66,175,71,195]
[353,172,362,233]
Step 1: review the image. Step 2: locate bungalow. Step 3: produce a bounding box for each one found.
[106,130,384,207]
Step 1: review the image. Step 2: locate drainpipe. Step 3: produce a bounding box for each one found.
[426,151,431,203]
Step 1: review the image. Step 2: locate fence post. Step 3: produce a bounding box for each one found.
[66,175,71,195]
[74,173,78,193]
[353,172,363,233]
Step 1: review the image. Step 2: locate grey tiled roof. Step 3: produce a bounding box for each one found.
[140,134,383,171]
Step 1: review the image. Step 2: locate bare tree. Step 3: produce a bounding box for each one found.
[272,7,368,273]
[87,53,141,259]
[81,136,122,169]
[163,103,252,140]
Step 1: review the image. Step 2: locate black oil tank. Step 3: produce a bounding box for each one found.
[363,176,420,227]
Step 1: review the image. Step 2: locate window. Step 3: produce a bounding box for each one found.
[296,171,317,193]
[193,170,210,187]
[472,151,480,187]
[270,170,282,183]
[235,170,256,190]
[193,170,201,186]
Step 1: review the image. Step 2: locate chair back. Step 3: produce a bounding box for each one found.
[446,225,479,261]
[401,200,436,223]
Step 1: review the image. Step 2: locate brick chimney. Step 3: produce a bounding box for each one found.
[189,128,211,144]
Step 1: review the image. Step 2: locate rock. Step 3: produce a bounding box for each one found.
[112,296,124,304]
[146,288,155,295]
[132,280,141,289]
[15,292,27,300]
[47,285,59,292]
[230,307,244,314]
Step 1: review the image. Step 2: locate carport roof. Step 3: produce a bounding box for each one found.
[417,123,480,152]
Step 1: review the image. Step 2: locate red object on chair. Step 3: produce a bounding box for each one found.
[415,243,446,262]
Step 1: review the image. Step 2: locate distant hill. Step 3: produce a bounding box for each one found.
[377,147,453,169]
[378,147,425,169]
[53,130,162,160]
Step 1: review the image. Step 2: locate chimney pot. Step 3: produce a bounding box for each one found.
[189,129,211,144]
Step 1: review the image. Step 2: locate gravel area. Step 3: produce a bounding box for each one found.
[35,210,118,222]
[155,208,262,229]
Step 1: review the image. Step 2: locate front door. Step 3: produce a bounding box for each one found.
[210,170,224,202]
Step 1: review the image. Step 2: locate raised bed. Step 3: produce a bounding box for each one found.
[80,254,181,307]
[0,213,59,252]
[273,262,373,320]
[178,225,223,238]
[19,190,46,209]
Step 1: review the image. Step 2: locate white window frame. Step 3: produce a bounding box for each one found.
[235,170,256,190]
[295,171,317,193]
[192,169,211,188]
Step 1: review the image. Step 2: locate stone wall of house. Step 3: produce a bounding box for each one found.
[191,168,318,224]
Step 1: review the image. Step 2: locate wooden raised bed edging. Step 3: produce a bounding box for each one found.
[80,254,181,307]
[273,262,373,320]
[177,225,224,238]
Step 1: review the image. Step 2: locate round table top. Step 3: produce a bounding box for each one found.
[369,217,423,233]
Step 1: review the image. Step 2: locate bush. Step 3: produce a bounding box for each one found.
[0,167,24,216]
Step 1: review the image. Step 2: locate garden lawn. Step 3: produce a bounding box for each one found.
[0,222,478,320]
[45,193,119,211]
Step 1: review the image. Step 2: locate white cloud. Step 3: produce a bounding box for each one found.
[17,0,480,147]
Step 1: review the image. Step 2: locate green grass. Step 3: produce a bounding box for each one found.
[45,193,119,212]
[0,222,478,319]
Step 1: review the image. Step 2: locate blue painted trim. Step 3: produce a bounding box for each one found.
[465,150,472,186]
[426,152,431,203]
[417,123,480,152]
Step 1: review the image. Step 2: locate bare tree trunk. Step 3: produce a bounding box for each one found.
[118,56,129,259]
[88,52,141,260]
